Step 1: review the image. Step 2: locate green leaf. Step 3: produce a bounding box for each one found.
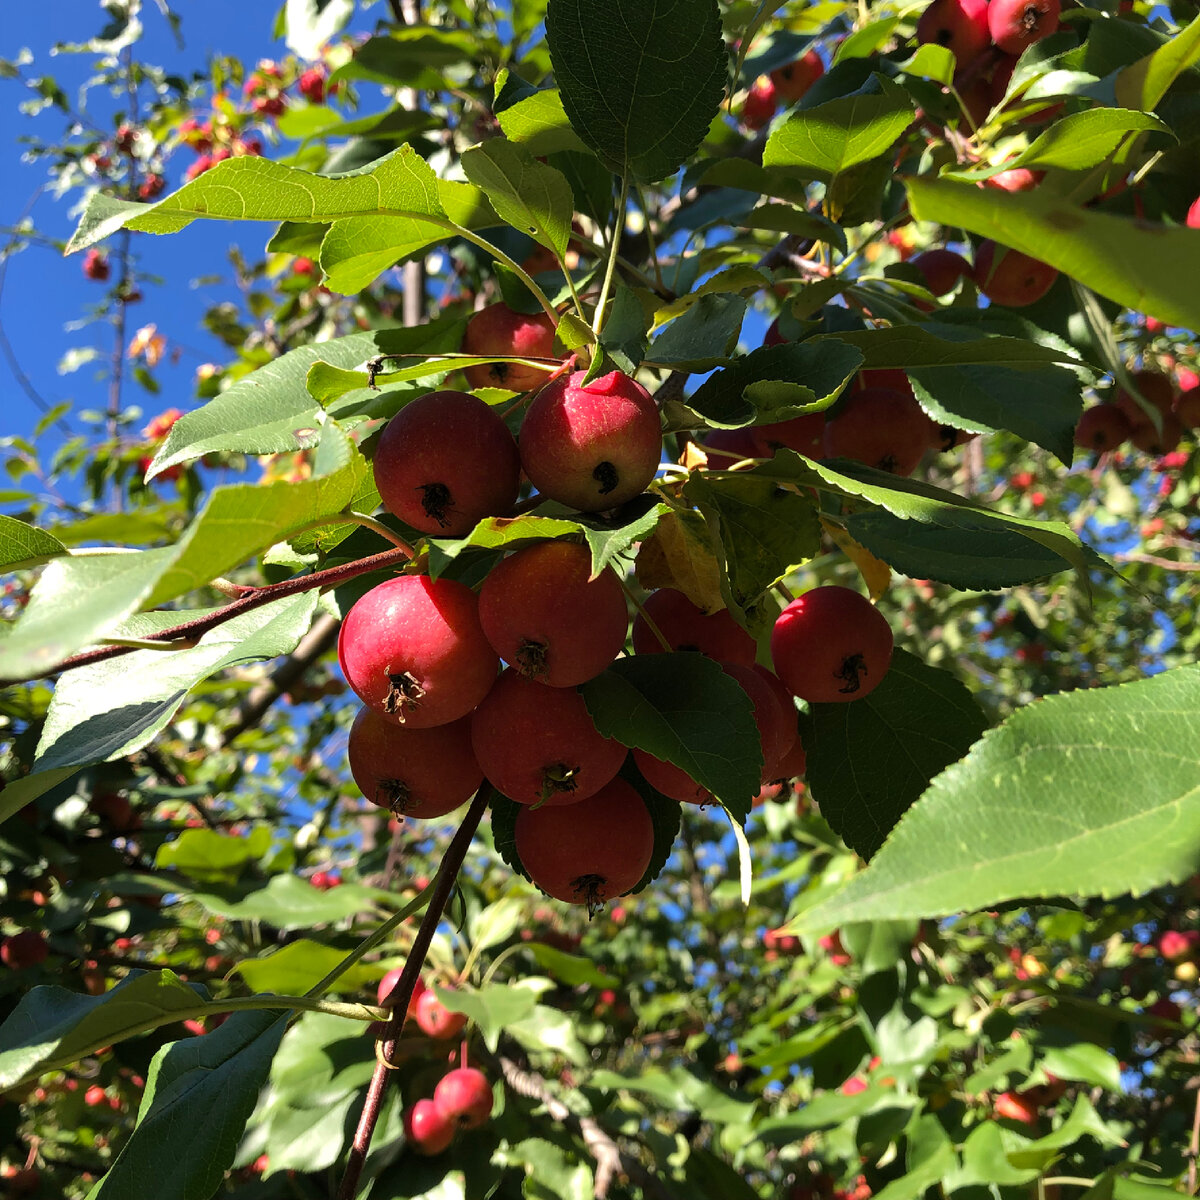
[1114,11,1200,111]
[233,940,379,995]
[683,473,821,616]
[87,1009,288,1200]
[0,971,207,1090]
[1039,1043,1122,1091]
[497,87,590,155]
[1006,1094,1126,1169]
[751,453,1091,583]
[155,826,273,882]
[793,664,1200,930]
[68,144,445,254]
[545,0,728,182]
[673,341,863,430]
[523,943,614,988]
[647,293,747,370]
[812,323,1084,369]
[436,983,538,1053]
[899,44,956,86]
[804,649,988,860]
[903,174,1200,332]
[844,509,1079,589]
[953,109,1172,176]
[150,317,465,472]
[581,654,762,820]
[599,282,650,375]
[763,76,915,181]
[0,424,360,681]
[334,28,484,88]
[462,140,573,257]
[188,874,389,929]
[0,514,66,571]
[25,596,317,801]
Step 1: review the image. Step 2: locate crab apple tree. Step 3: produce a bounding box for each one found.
[0,0,1199,1197]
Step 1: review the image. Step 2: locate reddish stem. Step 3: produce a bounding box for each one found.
[335,785,492,1200]
[2,544,414,687]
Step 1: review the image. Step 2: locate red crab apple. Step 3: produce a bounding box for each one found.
[471,670,625,805]
[519,369,662,512]
[1115,370,1175,425]
[822,387,933,476]
[1074,404,1132,452]
[347,707,482,818]
[985,167,1042,192]
[515,777,655,912]
[741,76,778,130]
[631,589,756,663]
[337,575,498,728]
[633,747,711,805]
[405,1098,455,1155]
[83,249,110,281]
[477,540,628,687]
[988,0,1060,55]
[297,65,331,104]
[910,248,972,296]
[372,390,520,536]
[462,302,557,392]
[1,930,49,970]
[994,1090,1039,1124]
[1131,413,1183,455]
[916,0,991,66]
[753,413,826,458]
[378,970,426,1020]
[415,989,468,1040]
[1187,196,1200,228]
[973,240,1058,307]
[770,50,824,102]
[772,586,894,703]
[433,1068,494,1129]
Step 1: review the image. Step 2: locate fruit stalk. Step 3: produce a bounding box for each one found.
[336,784,492,1200]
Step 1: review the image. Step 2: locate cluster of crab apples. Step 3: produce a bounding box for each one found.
[336,303,896,911]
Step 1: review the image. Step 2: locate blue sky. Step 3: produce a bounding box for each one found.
[0,1,377,453]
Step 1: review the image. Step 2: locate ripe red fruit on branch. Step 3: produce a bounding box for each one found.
[916,0,991,66]
[470,670,625,805]
[1074,404,1132,452]
[515,777,655,912]
[988,0,1060,55]
[973,241,1058,307]
[1130,412,1183,456]
[1158,930,1199,961]
[347,707,482,818]
[338,575,498,728]
[1115,370,1175,425]
[519,369,662,512]
[740,77,778,130]
[297,65,331,104]
[83,249,110,281]
[723,661,793,781]
[404,1097,455,1154]
[478,540,628,687]
[433,1068,494,1129]
[631,589,755,663]
[770,50,824,102]
[752,665,800,776]
[1,930,49,969]
[378,970,426,1018]
[373,390,520,536]
[1187,196,1200,228]
[633,748,711,805]
[415,989,468,1040]
[753,413,826,458]
[994,1091,1039,1124]
[462,302,557,392]
[910,248,972,297]
[772,586,894,703]
[822,387,932,476]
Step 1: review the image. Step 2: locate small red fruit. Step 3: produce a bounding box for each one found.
[973,240,1058,307]
[348,707,483,818]
[520,369,662,512]
[1115,370,1175,425]
[83,249,110,281]
[772,586,894,704]
[337,575,498,728]
[988,0,1060,55]
[293,256,317,278]
[462,303,557,392]
[1,930,49,969]
[910,248,972,297]
[741,77,778,130]
[1074,404,1132,452]
[470,670,625,806]
[770,50,824,102]
[984,167,1042,193]
[414,989,468,1040]
[1187,196,1200,229]
[753,413,826,458]
[138,174,166,200]
[1130,413,1183,456]
[433,1068,494,1129]
[373,390,520,536]
[994,1090,1039,1124]
[477,540,628,687]
[1158,930,1199,961]
[631,589,755,663]
[378,970,426,1019]
[85,1085,107,1108]
[822,387,932,476]
[405,1097,455,1154]
[916,0,991,66]
[633,748,711,805]
[515,777,655,912]
[297,65,330,104]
